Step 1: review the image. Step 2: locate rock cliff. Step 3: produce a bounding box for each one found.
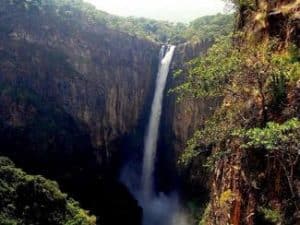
[0,0,227,224]
[200,1,300,225]
[0,1,159,224]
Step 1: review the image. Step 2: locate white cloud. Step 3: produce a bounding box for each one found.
[83,0,226,22]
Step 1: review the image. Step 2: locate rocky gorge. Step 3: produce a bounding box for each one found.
[1,0,298,225]
[0,1,219,224]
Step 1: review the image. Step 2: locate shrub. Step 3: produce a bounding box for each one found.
[0,156,96,225]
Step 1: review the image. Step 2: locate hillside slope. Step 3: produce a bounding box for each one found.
[177,0,300,224]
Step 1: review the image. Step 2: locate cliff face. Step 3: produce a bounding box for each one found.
[163,39,217,155]
[239,0,299,47]
[0,1,160,225]
[202,1,300,225]
[0,0,159,162]
[1,3,158,147]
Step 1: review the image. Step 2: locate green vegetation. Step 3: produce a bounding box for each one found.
[224,0,256,9]
[184,14,234,42]
[0,157,96,225]
[174,34,242,98]
[178,36,300,173]
[236,118,300,151]
[198,204,211,225]
[258,207,282,224]
[178,38,300,164]
[236,118,300,199]
[175,36,299,99]
[1,0,233,44]
[123,13,234,44]
[176,1,300,223]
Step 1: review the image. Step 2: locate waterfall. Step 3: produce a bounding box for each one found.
[121,45,188,225]
[141,45,176,202]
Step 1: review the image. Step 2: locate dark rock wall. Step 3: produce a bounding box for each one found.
[0,2,160,225]
[0,1,221,223]
[0,1,160,160]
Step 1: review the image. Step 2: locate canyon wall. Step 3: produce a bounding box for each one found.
[0,0,160,166]
[0,1,160,225]
[0,1,221,224]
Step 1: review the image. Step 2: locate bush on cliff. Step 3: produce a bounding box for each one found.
[0,157,96,225]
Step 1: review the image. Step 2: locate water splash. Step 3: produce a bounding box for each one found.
[142,192,189,225]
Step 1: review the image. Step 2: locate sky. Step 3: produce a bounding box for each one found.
[83,0,227,23]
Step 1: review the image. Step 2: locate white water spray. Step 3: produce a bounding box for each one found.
[141,45,176,202]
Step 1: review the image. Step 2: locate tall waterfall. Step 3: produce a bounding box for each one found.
[120,45,188,225]
[141,45,176,202]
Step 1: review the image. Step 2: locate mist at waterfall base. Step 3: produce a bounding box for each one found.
[120,45,189,225]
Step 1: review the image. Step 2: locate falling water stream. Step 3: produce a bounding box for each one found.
[121,45,188,225]
[141,45,176,202]
[140,45,188,225]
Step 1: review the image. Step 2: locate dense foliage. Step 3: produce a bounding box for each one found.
[0,157,96,225]
[176,36,299,99]
[183,14,234,42]
[0,0,233,44]
[179,37,300,168]
[113,13,234,43]
[176,3,300,221]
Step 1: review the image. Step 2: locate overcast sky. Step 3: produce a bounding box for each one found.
[84,0,226,22]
